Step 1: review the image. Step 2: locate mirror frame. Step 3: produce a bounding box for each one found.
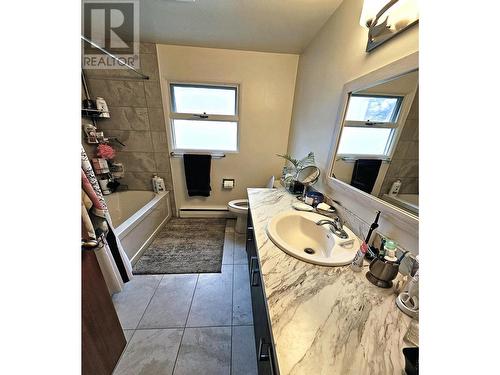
[326,52,419,233]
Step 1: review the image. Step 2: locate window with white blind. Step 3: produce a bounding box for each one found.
[169,83,239,152]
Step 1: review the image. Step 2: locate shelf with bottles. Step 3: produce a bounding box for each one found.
[81,108,110,118]
[82,97,110,119]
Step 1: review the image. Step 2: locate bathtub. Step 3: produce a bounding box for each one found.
[105,190,171,264]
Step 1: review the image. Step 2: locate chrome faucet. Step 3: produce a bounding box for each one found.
[316,217,342,231]
[315,217,348,239]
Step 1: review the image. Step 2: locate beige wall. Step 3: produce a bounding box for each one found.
[287,0,419,252]
[156,44,299,213]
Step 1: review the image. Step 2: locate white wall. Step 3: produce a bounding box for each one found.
[287,0,419,252]
[156,45,299,213]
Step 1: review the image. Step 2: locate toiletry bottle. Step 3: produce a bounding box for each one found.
[95,97,110,118]
[152,175,159,193]
[155,177,166,192]
[384,240,398,262]
[389,180,401,197]
[378,239,386,259]
[351,242,368,272]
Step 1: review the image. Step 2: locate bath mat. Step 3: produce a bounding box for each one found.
[133,218,227,275]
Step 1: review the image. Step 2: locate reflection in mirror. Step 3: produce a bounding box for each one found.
[332,70,419,216]
[297,165,320,200]
[296,166,320,185]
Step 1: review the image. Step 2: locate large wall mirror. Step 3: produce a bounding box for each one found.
[331,68,419,216]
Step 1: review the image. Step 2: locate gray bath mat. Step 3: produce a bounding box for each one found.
[133,218,227,275]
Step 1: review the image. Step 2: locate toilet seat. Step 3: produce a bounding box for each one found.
[228,199,249,213]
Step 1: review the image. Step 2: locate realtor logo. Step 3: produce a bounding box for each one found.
[82,0,140,69]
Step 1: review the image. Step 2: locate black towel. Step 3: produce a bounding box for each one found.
[350,159,382,194]
[183,154,212,197]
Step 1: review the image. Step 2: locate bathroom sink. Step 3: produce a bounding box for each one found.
[266,210,361,266]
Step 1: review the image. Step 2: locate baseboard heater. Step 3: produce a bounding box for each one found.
[179,207,234,218]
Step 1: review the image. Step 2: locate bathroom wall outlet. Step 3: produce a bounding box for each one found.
[222,178,235,189]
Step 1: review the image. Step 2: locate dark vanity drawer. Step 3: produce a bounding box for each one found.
[246,211,279,375]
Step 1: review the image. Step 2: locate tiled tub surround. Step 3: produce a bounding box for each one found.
[111,220,257,375]
[105,190,171,263]
[380,89,419,196]
[83,42,176,213]
[247,188,412,375]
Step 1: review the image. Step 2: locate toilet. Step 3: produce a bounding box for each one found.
[228,176,275,234]
[228,199,249,234]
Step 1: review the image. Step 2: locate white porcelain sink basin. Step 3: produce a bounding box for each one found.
[266,210,361,266]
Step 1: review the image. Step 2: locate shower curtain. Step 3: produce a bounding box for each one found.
[81,146,133,294]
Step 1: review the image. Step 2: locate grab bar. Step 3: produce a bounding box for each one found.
[170,152,225,159]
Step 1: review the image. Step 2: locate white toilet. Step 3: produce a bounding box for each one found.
[228,176,275,234]
[228,199,249,234]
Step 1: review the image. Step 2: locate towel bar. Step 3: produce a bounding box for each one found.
[170,152,225,159]
[338,157,390,163]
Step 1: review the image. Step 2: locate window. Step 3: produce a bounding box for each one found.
[337,94,403,157]
[169,83,239,152]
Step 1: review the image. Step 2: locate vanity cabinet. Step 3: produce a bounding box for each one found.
[246,212,279,375]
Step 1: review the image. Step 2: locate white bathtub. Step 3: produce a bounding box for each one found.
[105,190,171,264]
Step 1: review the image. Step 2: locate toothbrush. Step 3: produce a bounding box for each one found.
[364,210,381,245]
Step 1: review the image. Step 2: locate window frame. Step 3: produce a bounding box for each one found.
[337,93,405,159]
[167,81,240,153]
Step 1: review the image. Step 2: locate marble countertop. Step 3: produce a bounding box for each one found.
[247,188,412,375]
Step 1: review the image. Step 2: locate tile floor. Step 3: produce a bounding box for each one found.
[112,219,258,375]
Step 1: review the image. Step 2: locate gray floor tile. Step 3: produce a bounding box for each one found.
[112,275,163,329]
[113,328,183,375]
[173,327,231,375]
[123,330,134,342]
[222,224,235,265]
[233,233,248,265]
[138,274,198,329]
[231,326,258,375]
[233,265,254,325]
[186,265,233,327]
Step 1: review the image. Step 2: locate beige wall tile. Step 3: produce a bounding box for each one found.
[114,152,157,172]
[105,130,153,152]
[87,79,146,107]
[145,81,163,108]
[140,54,159,81]
[151,131,169,152]
[148,108,167,132]
[103,107,150,131]
[154,153,171,172]
[140,42,156,55]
